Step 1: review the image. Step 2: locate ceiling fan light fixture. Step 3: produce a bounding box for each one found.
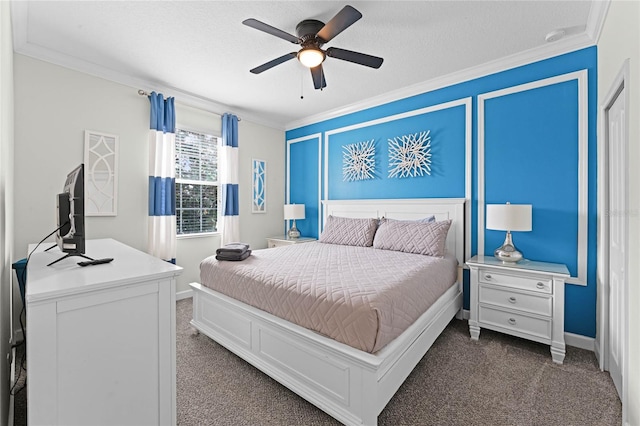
[298,47,325,68]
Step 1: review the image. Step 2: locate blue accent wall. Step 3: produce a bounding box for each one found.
[484,81,580,276]
[327,106,467,200]
[286,47,597,338]
[288,136,320,238]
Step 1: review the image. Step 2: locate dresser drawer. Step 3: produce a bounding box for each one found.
[479,285,552,317]
[479,305,551,341]
[478,269,552,294]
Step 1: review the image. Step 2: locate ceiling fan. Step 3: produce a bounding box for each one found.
[243,5,384,90]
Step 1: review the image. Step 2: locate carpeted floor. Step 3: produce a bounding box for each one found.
[175,299,621,426]
[14,298,622,425]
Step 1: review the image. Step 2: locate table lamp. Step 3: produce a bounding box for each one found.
[486,202,532,263]
[284,204,305,238]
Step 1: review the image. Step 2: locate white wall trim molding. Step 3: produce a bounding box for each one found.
[176,289,193,301]
[463,97,472,262]
[565,332,595,352]
[323,98,472,260]
[286,134,323,236]
[477,70,589,286]
[286,38,598,132]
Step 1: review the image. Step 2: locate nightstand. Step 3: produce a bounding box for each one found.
[466,255,570,364]
[266,236,317,248]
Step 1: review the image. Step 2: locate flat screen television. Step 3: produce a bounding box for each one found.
[47,164,93,266]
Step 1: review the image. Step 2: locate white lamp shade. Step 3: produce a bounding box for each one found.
[486,204,532,232]
[284,204,305,220]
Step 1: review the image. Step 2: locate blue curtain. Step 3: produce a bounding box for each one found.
[148,92,176,263]
[220,113,239,244]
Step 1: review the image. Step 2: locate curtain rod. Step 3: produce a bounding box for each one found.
[137,89,241,121]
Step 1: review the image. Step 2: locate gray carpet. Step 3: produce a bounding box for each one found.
[176,299,621,426]
[14,299,622,425]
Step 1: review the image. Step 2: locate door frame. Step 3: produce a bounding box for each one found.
[596,58,629,422]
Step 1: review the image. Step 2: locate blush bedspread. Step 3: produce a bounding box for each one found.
[199,242,458,353]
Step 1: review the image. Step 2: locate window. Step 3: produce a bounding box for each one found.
[175,129,219,235]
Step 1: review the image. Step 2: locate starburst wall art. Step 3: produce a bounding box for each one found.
[387,130,432,178]
[342,139,376,181]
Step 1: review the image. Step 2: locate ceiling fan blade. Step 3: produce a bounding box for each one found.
[326,47,383,69]
[310,65,327,90]
[250,52,297,74]
[316,5,362,43]
[242,18,300,44]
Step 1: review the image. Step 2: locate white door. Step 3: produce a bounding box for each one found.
[607,84,626,399]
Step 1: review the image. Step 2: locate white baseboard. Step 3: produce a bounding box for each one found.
[594,337,604,370]
[176,289,193,301]
[461,309,470,320]
[564,331,595,351]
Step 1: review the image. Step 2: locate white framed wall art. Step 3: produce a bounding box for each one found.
[84,130,119,216]
[252,158,266,213]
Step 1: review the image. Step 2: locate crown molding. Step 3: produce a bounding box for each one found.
[585,0,611,44]
[15,44,282,130]
[11,0,608,134]
[10,2,282,131]
[285,0,612,131]
[285,31,596,131]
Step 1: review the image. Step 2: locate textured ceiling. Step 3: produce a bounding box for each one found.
[11,1,599,129]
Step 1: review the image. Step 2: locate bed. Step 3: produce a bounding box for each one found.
[190,198,465,425]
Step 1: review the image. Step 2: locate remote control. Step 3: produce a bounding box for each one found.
[78,258,114,267]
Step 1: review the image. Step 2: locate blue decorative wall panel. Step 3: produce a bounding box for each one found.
[285,46,597,337]
[484,80,579,276]
[326,105,467,200]
[288,136,320,238]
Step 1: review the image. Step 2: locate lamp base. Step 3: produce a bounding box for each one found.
[494,231,523,263]
[288,220,301,239]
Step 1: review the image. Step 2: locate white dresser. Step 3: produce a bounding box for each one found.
[26,238,182,425]
[466,255,569,364]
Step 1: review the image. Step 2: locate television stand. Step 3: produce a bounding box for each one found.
[47,253,94,267]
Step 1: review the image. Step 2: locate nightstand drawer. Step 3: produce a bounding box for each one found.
[478,269,552,294]
[479,306,551,340]
[479,286,552,317]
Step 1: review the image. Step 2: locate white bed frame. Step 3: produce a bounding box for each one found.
[190,198,465,425]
